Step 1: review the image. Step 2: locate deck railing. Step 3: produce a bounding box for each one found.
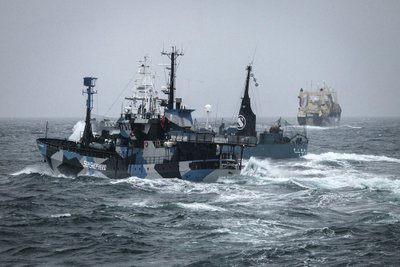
[168,132,257,146]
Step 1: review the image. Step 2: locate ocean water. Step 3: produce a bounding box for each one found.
[1,117,400,266]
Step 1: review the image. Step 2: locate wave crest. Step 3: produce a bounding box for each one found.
[304,152,400,164]
[10,164,74,179]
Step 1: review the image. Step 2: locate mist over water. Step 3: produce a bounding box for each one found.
[1,117,400,266]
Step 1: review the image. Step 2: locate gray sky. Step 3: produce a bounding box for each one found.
[1,0,399,119]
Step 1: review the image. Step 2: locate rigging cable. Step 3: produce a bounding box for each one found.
[103,74,136,117]
[230,76,246,124]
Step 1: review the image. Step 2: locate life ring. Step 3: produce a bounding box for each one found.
[144,141,148,148]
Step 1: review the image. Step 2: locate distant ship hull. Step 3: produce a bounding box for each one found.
[243,143,307,159]
[297,114,341,126]
[239,118,308,159]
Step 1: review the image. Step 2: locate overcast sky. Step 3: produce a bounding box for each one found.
[1,0,399,119]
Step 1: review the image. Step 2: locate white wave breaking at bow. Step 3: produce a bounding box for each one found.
[10,164,74,179]
[68,120,85,142]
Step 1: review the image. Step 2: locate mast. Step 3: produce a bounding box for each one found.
[162,46,183,110]
[237,65,256,136]
[124,56,158,118]
[82,77,97,146]
[244,65,251,100]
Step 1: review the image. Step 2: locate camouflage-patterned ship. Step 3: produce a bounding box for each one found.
[36,48,257,182]
[297,86,342,126]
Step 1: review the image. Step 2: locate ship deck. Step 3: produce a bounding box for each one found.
[37,138,118,158]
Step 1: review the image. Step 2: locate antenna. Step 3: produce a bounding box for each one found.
[214,102,219,129]
[44,121,49,138]
[205,104,212,129]
[251,46,257,65]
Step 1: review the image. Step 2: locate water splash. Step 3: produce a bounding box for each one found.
[11,164,54,176]
[10,164,74,179]
[241,157,288,178]
[68,120,85,142]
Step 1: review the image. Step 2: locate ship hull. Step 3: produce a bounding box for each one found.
[37,139,239,182]
[297,114,340,126]
[243,143,308,159]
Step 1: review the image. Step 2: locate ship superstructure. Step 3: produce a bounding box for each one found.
[124,56,163,118]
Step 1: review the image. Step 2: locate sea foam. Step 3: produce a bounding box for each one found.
[304,152,400,163]
[10,164,74,179]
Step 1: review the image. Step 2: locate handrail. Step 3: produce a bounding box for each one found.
[168,132,257,146]
[37,138,117,158]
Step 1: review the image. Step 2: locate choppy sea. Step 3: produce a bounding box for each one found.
[1,117,400,266]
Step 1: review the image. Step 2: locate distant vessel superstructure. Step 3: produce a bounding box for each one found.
[297,86,342,126]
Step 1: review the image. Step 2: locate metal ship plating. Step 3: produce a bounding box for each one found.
[243,118,308,159]
[297,85,342,126]
[36,48,257,182]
